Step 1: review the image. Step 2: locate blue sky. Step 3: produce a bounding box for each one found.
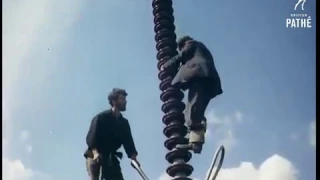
[3,0,316,180]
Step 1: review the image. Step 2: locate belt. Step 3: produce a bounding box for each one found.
[105,151,123,166]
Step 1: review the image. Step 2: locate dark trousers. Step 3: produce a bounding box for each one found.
[184,82,212,130]
[86,157,124,180]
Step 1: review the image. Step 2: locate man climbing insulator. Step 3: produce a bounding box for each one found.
[161,36,223,154]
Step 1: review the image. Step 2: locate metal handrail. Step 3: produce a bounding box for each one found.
[204,146,225,180]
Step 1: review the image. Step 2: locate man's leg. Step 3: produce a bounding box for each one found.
[102,166,124,180]
[105,166,124,180]
[182,82,211,153]
[86,158,101,180]
[101,157,124,180]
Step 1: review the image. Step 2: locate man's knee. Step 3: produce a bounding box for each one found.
[188,97,210,125]
[188,119,207,131]
[186,107,205,127]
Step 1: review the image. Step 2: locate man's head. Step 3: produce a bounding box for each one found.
[108,88,128,111]
[177,36,194,51]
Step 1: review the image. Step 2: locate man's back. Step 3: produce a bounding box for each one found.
[192,41,214,63]
[190,41,219,78]
[179,40,222,97]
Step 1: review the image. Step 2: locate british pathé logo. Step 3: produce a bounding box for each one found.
[286,0,312,28]
[294,0,306,10]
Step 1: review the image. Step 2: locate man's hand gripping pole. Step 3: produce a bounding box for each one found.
[131,160,150,180]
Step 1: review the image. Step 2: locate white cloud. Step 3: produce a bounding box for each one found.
[158,155,297,180]
[18,130,33,154]
[3,0,87,128]
[3,139,8,148]
[206,111,225,125]
[289,132,299,141]
[2,158,34,180]
[158,173,171,180]
[205,110,243,151]
[206,110,243,127]
[3,0,87,179]
[20,130,30,142]
[3,157,52,180]
[26,145,33,154]
[234,111,243,122]
[309,120,316,148]
[216,154,298,180]
[3,139,9,156]
[217,129,237,151]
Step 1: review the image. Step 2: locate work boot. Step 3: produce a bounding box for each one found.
[189,129,205,154]
[176,143,203,154]
[176,129,205,154]
[176,120,207,153]
[191,142,203,154]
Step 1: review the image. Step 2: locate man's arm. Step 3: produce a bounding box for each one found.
[123,120,138,159]
[86,115,100,152]
[162,40,197,69]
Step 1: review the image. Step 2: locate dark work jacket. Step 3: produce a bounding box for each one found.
[162,40,223,99]
[84,109,138,159]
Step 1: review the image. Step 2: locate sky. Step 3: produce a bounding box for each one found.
[2,0,316,180]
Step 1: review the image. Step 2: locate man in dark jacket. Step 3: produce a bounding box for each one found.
[161,36,223,154]
[84,88,140,180]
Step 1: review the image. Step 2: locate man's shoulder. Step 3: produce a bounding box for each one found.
[119,116,130,126]
[94,109,112,119]
[98,109,112,115]
[121,116,129,122]
[187,40,207,53]
[195,41,208,49]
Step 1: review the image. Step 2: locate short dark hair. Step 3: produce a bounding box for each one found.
[177,36,193,50]
[108,88,128,106]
